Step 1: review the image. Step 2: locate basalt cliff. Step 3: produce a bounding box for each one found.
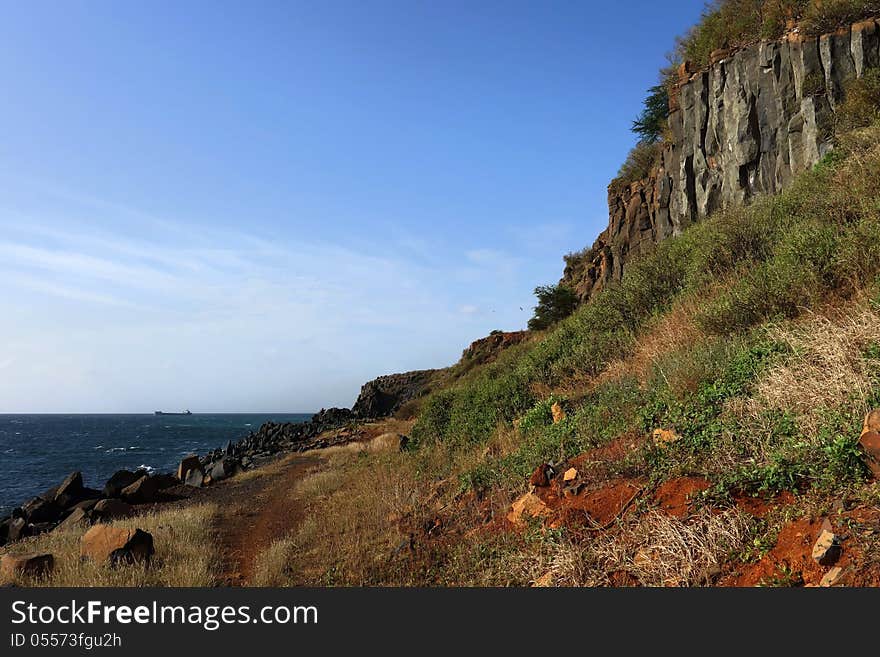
[563,19,880,301]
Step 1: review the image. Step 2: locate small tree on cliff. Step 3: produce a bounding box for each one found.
[528,284,579,331]
[632,84,669,144]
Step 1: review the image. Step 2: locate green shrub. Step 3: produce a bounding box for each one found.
[611,141,662,191]
[412,123,880,471]
[527,284,579,331]
[676,1,880,69]
[800,0,880,35]
[837,68,880,134]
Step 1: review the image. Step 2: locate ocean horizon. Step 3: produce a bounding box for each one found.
[0,412,315,515]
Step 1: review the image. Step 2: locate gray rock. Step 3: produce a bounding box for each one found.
[184,469,203,488]
[562,20,880,302]
[91,499,134,522]
[7,518,27,543]
[21,497,61,524]
[103,470,141,498]
[120,476,160,504]
[58,507,89,530]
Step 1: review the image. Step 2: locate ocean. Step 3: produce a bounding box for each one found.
[0,413,313,515]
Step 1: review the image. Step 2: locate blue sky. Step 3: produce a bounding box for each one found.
[0,0,706,412]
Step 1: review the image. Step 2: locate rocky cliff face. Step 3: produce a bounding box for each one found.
[563,18,880,301]
[351,370,438,419]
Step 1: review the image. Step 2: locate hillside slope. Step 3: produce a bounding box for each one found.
[255,17,880,586]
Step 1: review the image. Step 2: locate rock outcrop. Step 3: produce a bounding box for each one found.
[351,370,437,418]
[459,330,529,369]
[563,19,880,301]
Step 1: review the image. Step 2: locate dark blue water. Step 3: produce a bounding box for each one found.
[0,414,312,515]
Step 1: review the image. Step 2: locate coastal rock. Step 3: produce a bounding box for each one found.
[91,499,134,522]
[0,553,54,580]
[352,371,436,418]
[59,507,89,529]
[184,469,204,488]
[80,525,154,565]
[150,473,178,490]
[7,518,28,543]
[120,476,160,505]
[103,470,142,498]
[54,471,84,505]
[177,456,201,481]
[207,458,237,482]
[21,497,61,524]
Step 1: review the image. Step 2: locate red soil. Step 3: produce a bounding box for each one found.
[733,491,796,517]
[721,517,834,587]
[652,477,711,517]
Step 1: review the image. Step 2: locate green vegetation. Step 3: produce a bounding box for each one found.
[676,0,880,70]
[411,119,880,502]
[527,284,579,331]
[611,141,663,191]
[632,85,669,144]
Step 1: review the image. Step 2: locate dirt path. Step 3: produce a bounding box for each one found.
[208,453,321,586]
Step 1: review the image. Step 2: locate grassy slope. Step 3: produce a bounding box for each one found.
[265,88,880,584]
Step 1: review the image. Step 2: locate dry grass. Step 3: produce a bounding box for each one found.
[0,505,217,587]
[589,294,707,391]
[590,509,754,587]
[755,298,880,433]
[250,536,299,587]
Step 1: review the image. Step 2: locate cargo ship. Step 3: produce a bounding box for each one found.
[154,410,193,416]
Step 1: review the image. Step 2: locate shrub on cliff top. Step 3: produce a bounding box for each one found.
[677,0,880,69]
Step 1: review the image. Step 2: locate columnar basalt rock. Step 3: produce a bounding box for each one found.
[563,19,880,302]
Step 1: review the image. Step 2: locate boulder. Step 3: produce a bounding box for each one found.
[150,473,179,490]
[7,518,28,543]
[176,455,202,481]
[563,468,578,482]
[54,471,84,503]
[59,507,89,529]
[507,492,551,526]
[91,499,133,522]
[0,553,54,579]
[120,476,160,504]
[103,470,142,498]
[812,521,841,567]
[212,457,240,482]
[80,525,154,565]
[21,497,61,524]
[858,431,880,478]
[184,469,204,488]
[69,498,101,514]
